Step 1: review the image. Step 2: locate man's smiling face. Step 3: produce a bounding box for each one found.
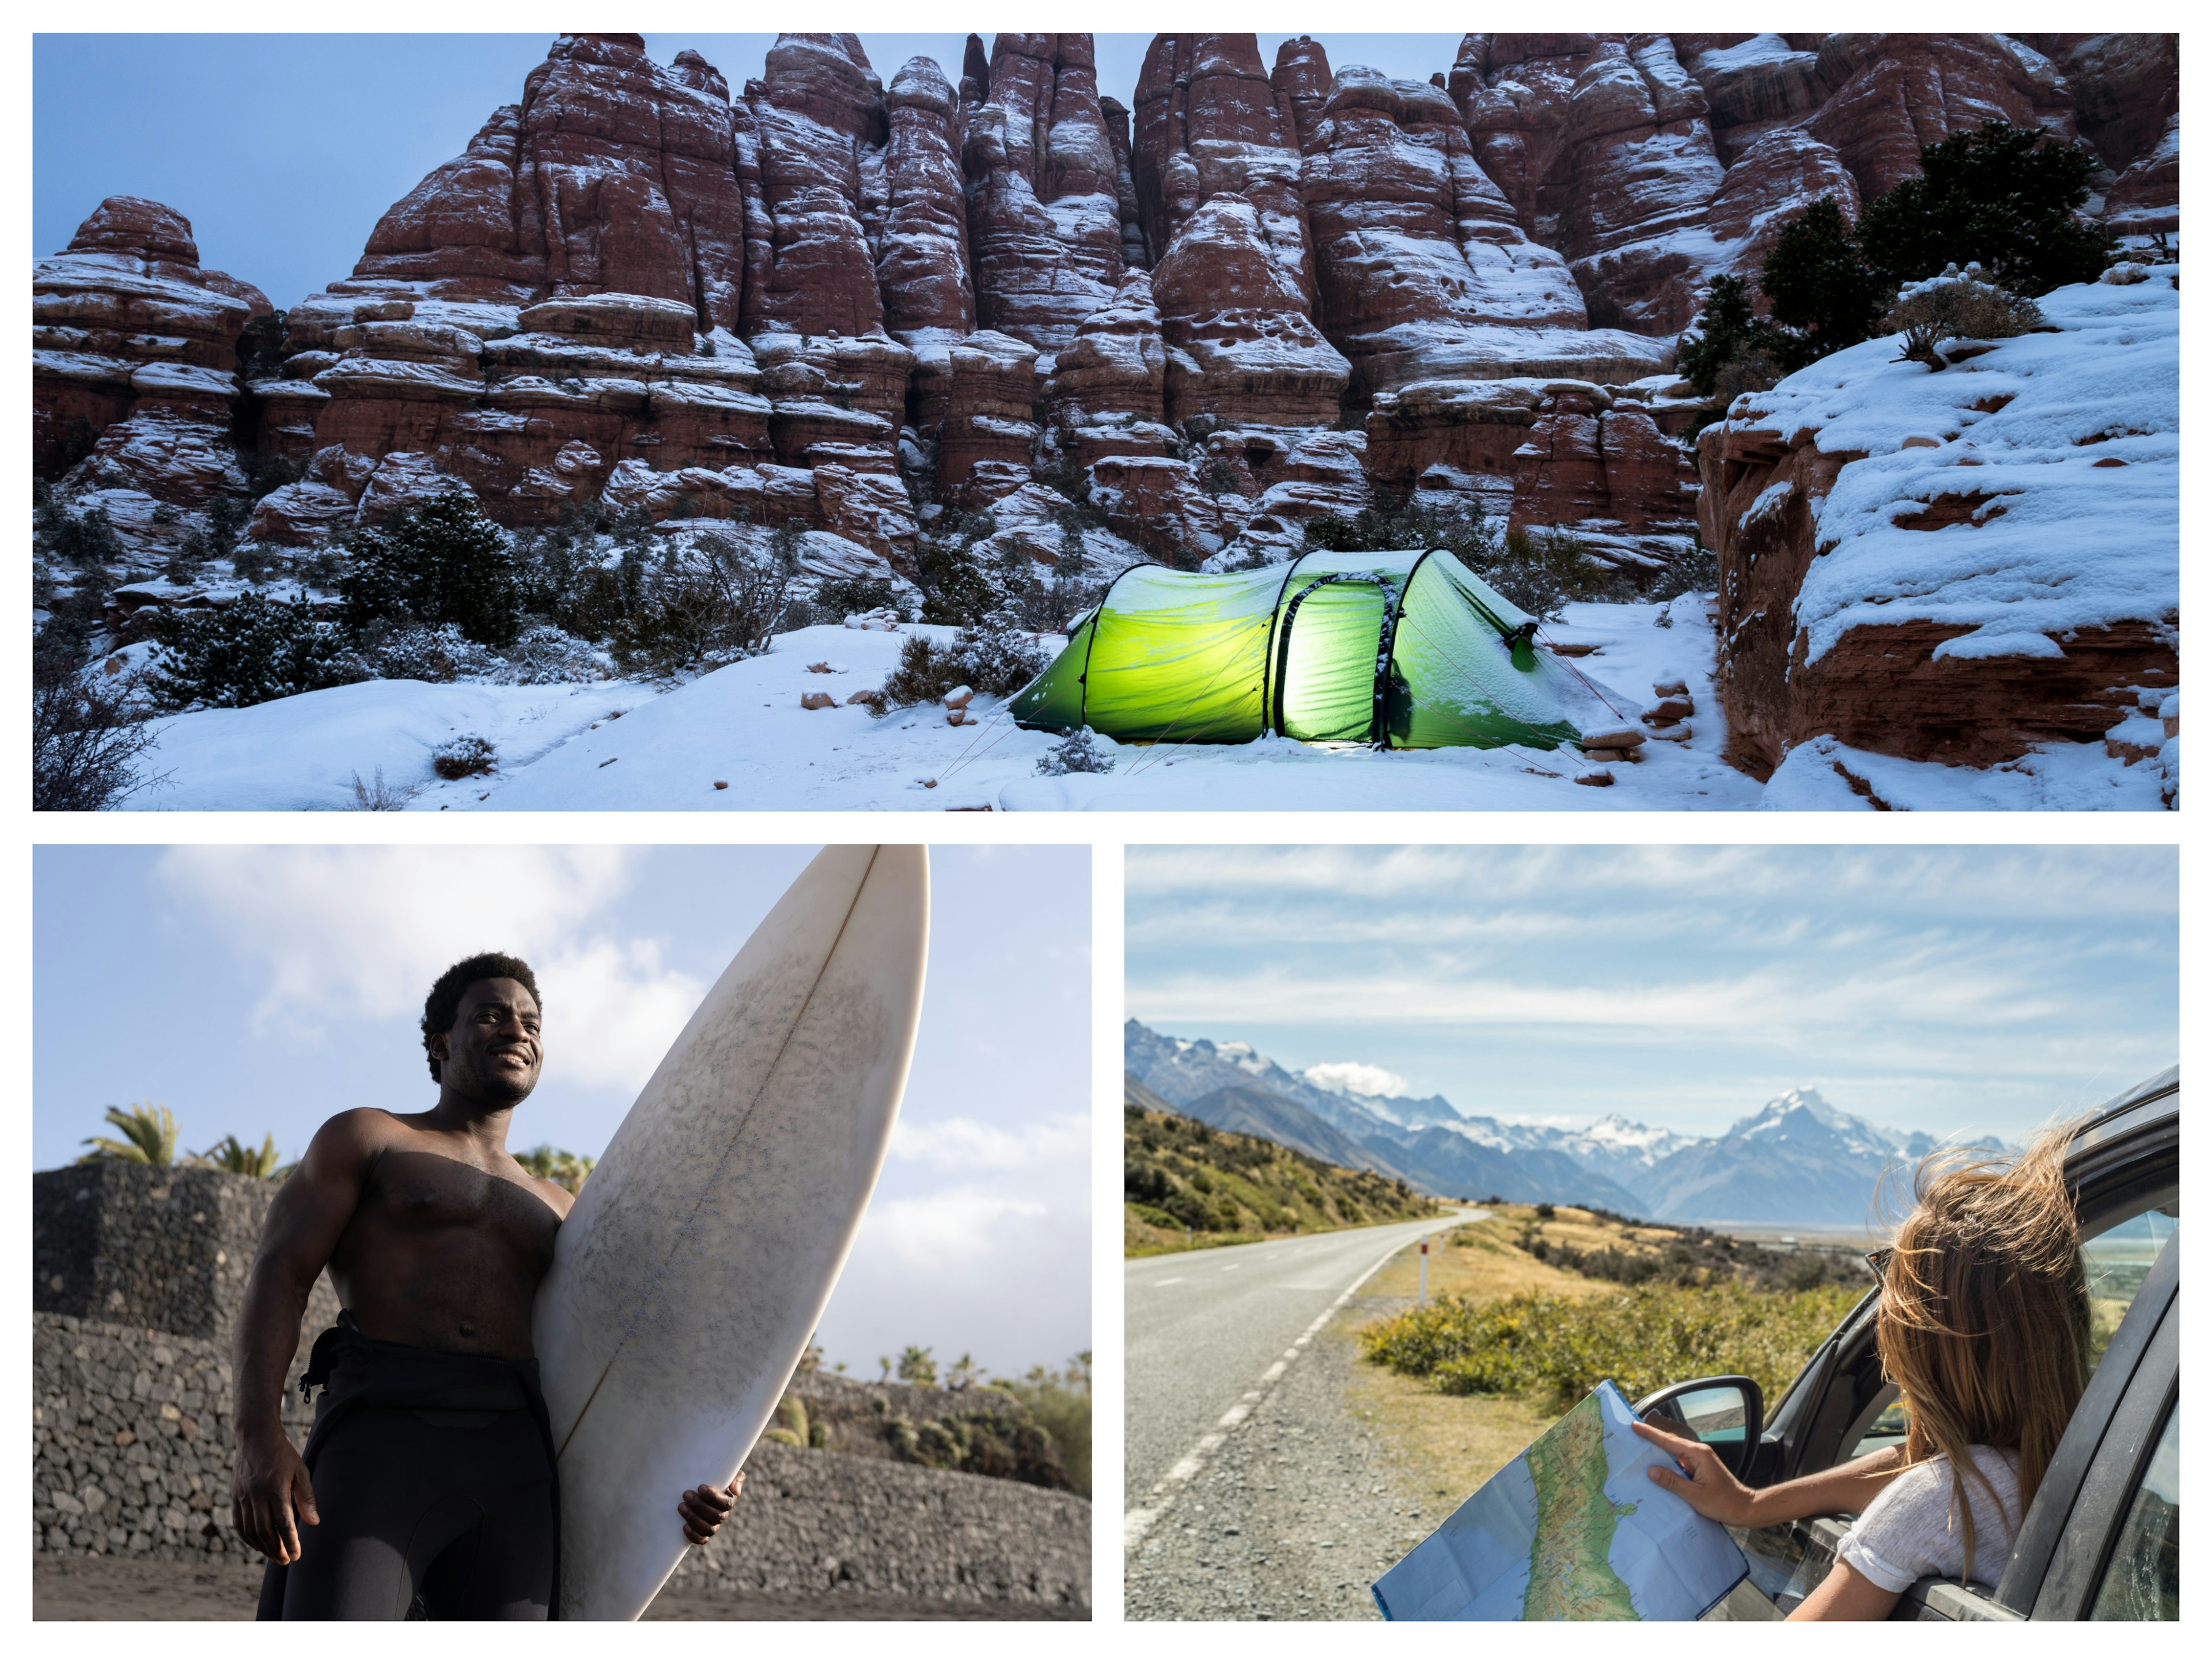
[432,978,544,1105]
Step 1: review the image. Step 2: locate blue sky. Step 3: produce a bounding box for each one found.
[34,32,1465,310]
[1126,846,2179,1142]
[34,844,1090,1379]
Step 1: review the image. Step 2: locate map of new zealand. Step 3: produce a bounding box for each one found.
[1372,1380,1748,1620]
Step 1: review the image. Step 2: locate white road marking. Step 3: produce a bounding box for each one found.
[1124,1220,1459,1554]
[1150,1277,1186,1287]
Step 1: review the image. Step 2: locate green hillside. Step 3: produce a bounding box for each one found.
[1125,1076,1440,1255]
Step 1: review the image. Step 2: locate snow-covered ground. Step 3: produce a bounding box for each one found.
[118,603,2168,811]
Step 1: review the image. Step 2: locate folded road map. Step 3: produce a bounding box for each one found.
[1372,1379,1749,1620]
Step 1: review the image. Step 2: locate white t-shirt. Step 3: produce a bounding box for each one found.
[1835,1445,2024,1594]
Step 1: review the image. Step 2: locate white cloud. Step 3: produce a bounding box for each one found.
[857,1189,1050,1269]
[1303,1061,1408,1099]
[889,1112,1088,1172]
[153,846,704,1095]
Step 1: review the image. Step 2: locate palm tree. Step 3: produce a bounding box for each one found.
[516,1144,595,1195]
[79,1102,180,1166]
[198,1132,284,1179]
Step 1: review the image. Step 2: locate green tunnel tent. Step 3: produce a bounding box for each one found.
[1009,550,1618,750]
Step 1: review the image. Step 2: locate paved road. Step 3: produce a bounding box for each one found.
[1125,1214,1472,1508]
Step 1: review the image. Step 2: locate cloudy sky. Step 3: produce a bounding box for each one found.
[34,31,1463,311]
[1126,845,2179,1142]
[34,844,1090,1379]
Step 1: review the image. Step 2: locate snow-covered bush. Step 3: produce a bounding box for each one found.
[1881,266,2044,372]
[874,615,1047,714]
[611,529,791,676]
[148,594,366,711]
[1035,728,1115,777]
[431,735,497,780]
[32,644,160,811]
[366,622,502,684]
[498,623,609,684]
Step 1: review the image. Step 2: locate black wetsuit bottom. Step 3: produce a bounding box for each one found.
[256,1316,559,1621]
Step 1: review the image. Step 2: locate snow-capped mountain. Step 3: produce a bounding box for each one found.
[1124,1020,2001,1225]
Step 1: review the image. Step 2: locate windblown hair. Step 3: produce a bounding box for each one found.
[421,952,540,1080]
[1874,1122,2090,1581]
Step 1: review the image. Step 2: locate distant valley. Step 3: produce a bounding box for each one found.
[1124,1020,2005,1228]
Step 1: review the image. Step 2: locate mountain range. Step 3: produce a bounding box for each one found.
[1124,1020,2005,1227]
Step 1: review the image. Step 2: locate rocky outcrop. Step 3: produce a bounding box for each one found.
[1545,37,1726,335]
[875,58,976,342]
[911,329,1041,508]
[1132,35,1315,308]
[32,198,268,500]
[1697,267,2178,775]
[961,33,1124,351]
[357,34,747,327]
[1800,34,2077,205]
[2101,112,2179,235]
[1147,195,1347,427]
[1040,271,1172,467]
[736,35,889,340]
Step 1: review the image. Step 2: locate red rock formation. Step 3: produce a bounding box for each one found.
[1270,37,1333,153]
[2040,33,2179,179]
[874,57,975,342]
[961,33,1123,351]
[1041,271,1172,467]
[1802,35,2074,205]
[2103,113,2179,234]
[1451,35,1619,237]
[736,35,888,340]
[1696,271,2178,774]
[32,197,268,500]
[911,330,1041,508]
[357,35,746,328]
[1507,384,1695,540]
[1147,195,1348,427]
[1546,37,1726,335]
[1132,35,1315,308]
[1671,35,1827,165]
[1302,65,1663,397]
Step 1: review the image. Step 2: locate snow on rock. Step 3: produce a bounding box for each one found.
[961,33,1124,351]
[1148,195,1348,426]
[358,35,746,326]
[33,197,267,498]
[877,57,978,339]
[1699,266,2179,775]
[1133,35,1317,309]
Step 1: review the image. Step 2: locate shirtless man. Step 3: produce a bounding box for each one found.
[233,952,740,1619]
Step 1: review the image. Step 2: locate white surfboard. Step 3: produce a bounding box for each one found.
[532,844,930,1619]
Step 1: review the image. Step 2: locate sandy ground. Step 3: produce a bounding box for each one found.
[31,1555,1088,1621]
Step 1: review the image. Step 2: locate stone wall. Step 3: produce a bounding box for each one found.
[28,1164,1090,1610]
[659,1440,1089,1611]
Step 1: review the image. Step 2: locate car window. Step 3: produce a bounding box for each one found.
[2087,1402,2178,1621]
[2079,1199,2177,1372]
[1838,1189,2175,1462]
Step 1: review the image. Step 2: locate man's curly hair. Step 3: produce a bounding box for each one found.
[421,953,540,1080]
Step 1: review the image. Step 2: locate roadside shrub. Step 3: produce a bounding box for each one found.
[500,623,608,684]
[1880,269,2044,372]
[148,593,366,711]
[430,735,497,780]
[1359,1282,1866,1413]
[813,576,909,623]
[32,644,161,810]
[340,495,523,647]
[1005,1353,1092,1494]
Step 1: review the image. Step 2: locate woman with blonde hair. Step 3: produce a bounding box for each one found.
[1629,1123,2092,1620]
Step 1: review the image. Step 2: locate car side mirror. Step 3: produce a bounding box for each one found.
[1634,1375,1764,1479]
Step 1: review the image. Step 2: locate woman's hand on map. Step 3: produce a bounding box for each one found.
[1630,1420,1753,1527]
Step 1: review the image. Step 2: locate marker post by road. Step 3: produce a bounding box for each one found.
[1419,1239,1429,1305]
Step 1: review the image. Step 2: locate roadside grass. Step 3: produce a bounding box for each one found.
[1362,1280,1866,1412]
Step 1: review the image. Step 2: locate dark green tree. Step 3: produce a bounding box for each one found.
[149,593,363,711]
[1856,120,2112,296]
[339,494,524,646]
[1676,274,1770,397]
[1758,197,1888,368]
